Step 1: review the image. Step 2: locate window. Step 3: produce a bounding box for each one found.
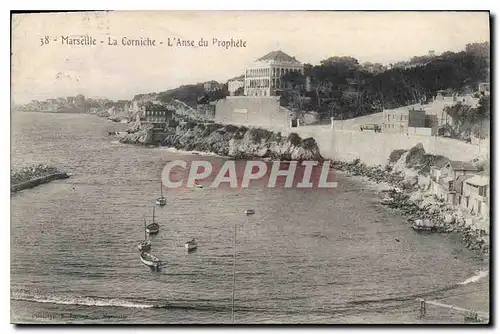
[479,186,487,197]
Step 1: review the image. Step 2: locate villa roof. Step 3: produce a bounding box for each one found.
[447,161,479,172]
[256,50,300,63]
[431,159,450,169]
[465,175,489,187]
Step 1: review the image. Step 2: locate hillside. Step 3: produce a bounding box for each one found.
[280,42,490,121]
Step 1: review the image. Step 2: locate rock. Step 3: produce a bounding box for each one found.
[409,191,423,203]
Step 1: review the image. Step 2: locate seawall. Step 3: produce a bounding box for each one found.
[258,125,488,166]
[11,173,70,193]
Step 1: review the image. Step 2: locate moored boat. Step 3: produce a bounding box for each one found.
[146,222,159,234]
[140,251,163,269]
[146,206,159,234]
[195,180,203,188]
[156,180,166,206]
[245,209,255,215]
[156,196,166,206]
[185,238,198,251]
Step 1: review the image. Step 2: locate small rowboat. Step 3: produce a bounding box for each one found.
[245,209,255,215]
[140,251,163,269]
[146,206,159,234]
[185,238,198,251]
[138,239,151,251]
[146,223,159,234]
[156,196,166,206]
[156,180,166,206]
[195,180,203,188]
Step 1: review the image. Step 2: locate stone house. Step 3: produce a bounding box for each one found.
[144,104,175,130]
[430,160,479,204]
[460,174,490,218]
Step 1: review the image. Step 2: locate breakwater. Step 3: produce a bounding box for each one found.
[11,173,70,193]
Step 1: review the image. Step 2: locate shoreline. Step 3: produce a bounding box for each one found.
[330,159,489,259]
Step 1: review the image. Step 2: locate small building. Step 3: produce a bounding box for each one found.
[382,105,433,135]
[382,105,409,134]
[227,75,245,96]
[460,174,489,218]
[144,104,175,129]
[430,160,479,204]
[445,161,479,180]
[430,160,451,199]
[203,81,222,92]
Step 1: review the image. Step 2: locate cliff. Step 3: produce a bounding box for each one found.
[119,123,154,145]
[119,120,323,161]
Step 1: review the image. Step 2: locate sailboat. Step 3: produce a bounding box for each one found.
[185,238,198,251]
[146,206,159,234]
[156,180,166,206]
[138,219,152,251]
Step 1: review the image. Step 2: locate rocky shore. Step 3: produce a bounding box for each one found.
[331,144,489,256]
[11,164,70,192]
[119,119,323,161]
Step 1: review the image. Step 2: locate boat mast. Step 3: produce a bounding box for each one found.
[160,179,163,197]
[153,205,155,224]
[144,219,147,240]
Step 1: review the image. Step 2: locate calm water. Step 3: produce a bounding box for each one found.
[10,112,485,324]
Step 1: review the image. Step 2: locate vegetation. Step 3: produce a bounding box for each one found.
[444,95,490,140]
[135,82,229,108]
[248,128,273,144]
[280,42,489,121]
[300,137,317,150]
[287,133,302,146]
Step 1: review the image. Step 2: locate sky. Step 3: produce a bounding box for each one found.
[11,11,490,104]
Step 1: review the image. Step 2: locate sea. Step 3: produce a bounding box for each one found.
[10,112,489,324]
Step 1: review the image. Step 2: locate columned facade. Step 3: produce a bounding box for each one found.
[244,50,304,97]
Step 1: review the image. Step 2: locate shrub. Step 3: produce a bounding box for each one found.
[300,137,317,150]
[248,128,272,144]
[287,133,302,146]
[270,132,283,143]
[223,124,239,133]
